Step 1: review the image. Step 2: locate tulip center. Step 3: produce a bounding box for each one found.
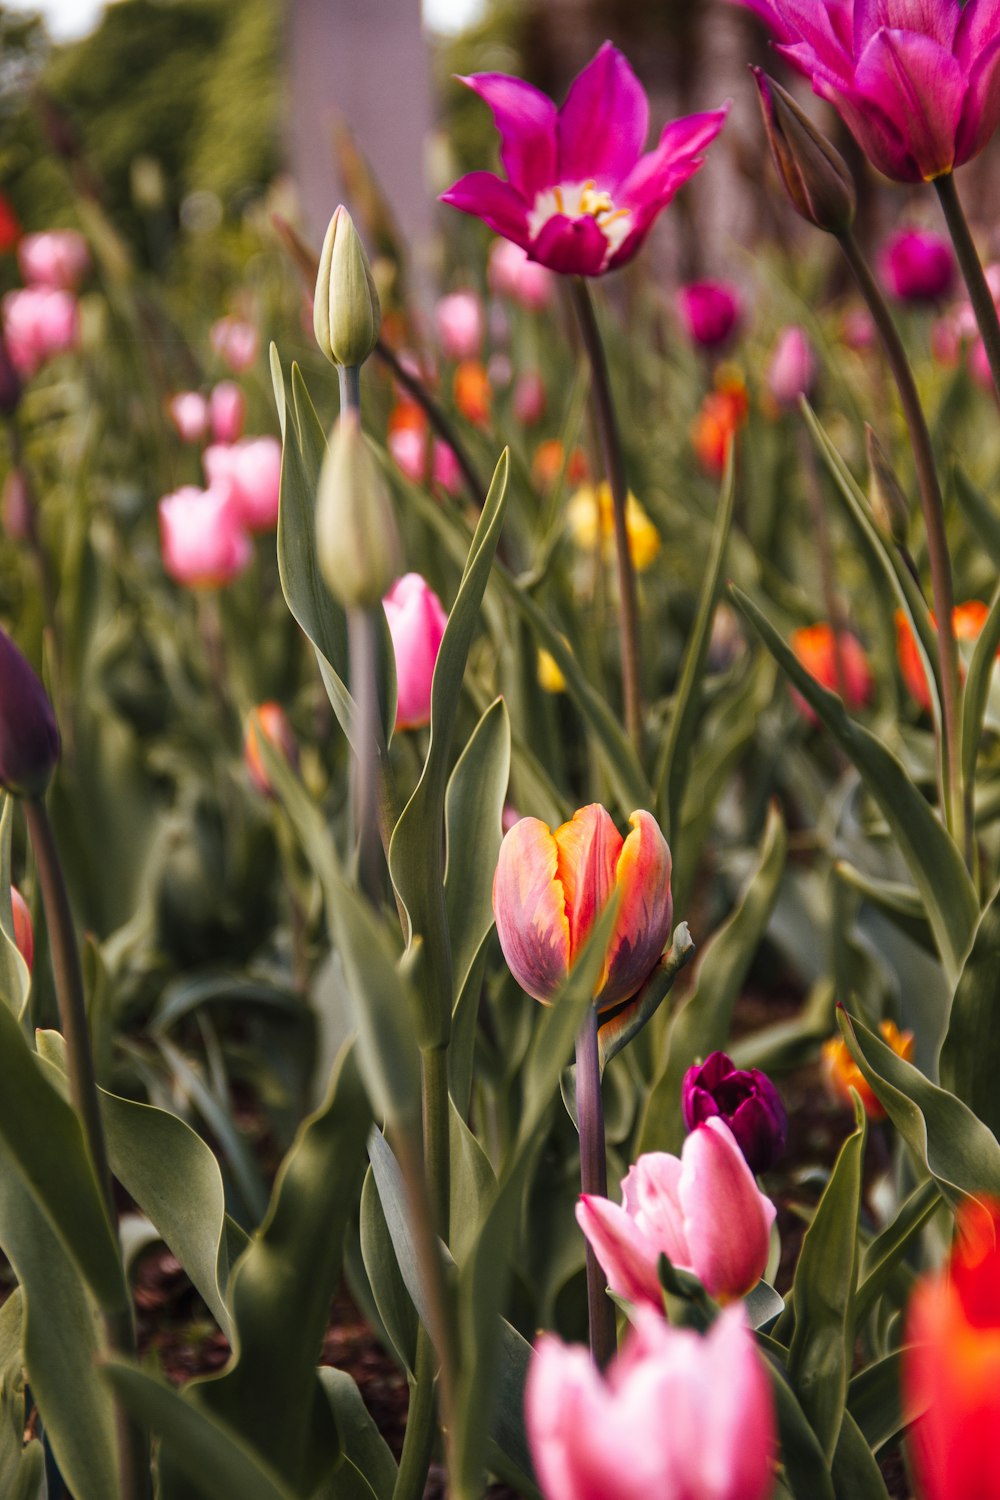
[529,180,632,266]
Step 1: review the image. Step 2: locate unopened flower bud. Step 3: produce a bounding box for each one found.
[0,627,60,797]
[313,206,381,368]
[752,69,856,235]
[11,885,32,971]
[316,413,401,608]
[244,702,298,797]
[866,425,910,546]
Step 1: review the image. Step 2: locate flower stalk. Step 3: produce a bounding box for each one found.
[575,1006,617,1368]
[934,171,1000,405]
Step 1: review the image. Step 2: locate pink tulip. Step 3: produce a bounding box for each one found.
[203,436,281,532]
[488,238,554,310]
[442,42,728,276]
[3,471,31,543]
[11,886,32,973]
[880,229,955,303]
[434,292,485,360]
[432,440,463,495]
[210,316,259,373]
[577,1120,776,1305]
[493,803,672,1010]
[382,573,448,731]
[158,484,252,589]
[17,230,90,291]
[526,1305,776,1500]
[677,280,742,349]
[2,288,79,377]
[209,381,246,443]
[168,391,210,445]
[512,369,546,426]
[737,0,1000,183]
[970,336,994,389]
[768,324,816,407]
[842,307,875,350]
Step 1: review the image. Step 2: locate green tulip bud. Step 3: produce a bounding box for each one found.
[316,412,401,608]
[752,69,856,236]
[313,205,381,368]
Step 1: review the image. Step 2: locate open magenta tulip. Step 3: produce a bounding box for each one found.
[739,0,1000,182]
[441,42,728,276]
[526,1305,776,1500]
[576,1120,776,1305]
[382,573,448,732]
[493,803,672,1010]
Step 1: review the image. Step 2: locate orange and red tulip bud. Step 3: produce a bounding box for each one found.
[822,1018,913,1120]
[244,702,298,798]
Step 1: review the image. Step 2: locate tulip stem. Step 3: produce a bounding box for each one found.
[935,171,1000,405]
[576,1006,617,1368]
[392,1332,437,1500]
[838,230,966,864]
[569,278,643,753]
[374,338,486,509]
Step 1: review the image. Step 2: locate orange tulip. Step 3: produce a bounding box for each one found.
[897,602,993,715]
[532,439,589,492]
[244,702,298,798]
[691,371,748,477]
[453,359,491,426]
[492,803,672,1010]
[822,1018,914,1120]
[790,623,874,720]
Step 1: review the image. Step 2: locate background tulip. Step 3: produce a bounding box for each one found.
[790,624,873,718]
[0,627,60,798]
[493,803,672,1009]
[203,436,282,532]
[677,280,742,349]
[209,381,246,444]
[382,572,448,731]
[526,1305,776,1500]
[158,484,252,589]
[822,1019,914,1118]
[3,287,79,377]
[488,237,554,310]
[244,703,298,798]
[880,229,955,303]
[11,886,32,972]
[682,1051,788,1173]
[577,1120,776,1305]
[434,291,484,360]
[768,325,816,407]
[210,315,258,372]
[168,391,209,445]
[17,229,90,291]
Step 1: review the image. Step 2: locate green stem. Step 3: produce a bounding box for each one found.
[374,338,486,509]
[569,278,643,752]
[391,1332,437,1500]
[575,1006,616,1368]
[346,606,382,905]
[935,171,1000,404]
[838,230,965,862]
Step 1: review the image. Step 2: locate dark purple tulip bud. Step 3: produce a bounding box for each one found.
[751,68,856,236]
[0,627,60,797]
[681,1050,788,1174]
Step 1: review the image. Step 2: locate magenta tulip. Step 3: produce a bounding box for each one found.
[442,42,728,276]
[17,229,90,291]
[526,1305,776,1500]
[209,381,246,444]
[158,485,252,590]
[577,1120,776,1305]
[677,280,742,348]
[738,0,1000,183]
[203,436,281,532]
[2,288,79,377]
[768,324,817,407]
[682,1051,788,1173]
[382,572,448,731]
[880,228,955,302]
[0,627,60,798]
[168,392,210,445]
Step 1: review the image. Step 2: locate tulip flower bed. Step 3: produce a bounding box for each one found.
[5,6,1000,1499]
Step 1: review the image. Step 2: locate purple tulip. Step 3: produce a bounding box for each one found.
[682,1051,788,1174]
[441,42,729,277]
[677,281,742,349]
[0,627,60,798]
[880,228,956,303]
[737,0,1000,183]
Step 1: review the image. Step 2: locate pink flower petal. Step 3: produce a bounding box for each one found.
[854,27,964,177]
[679,1119,775,1301]
[557,41,649,185]
[575,1194,663,1306]
[459,73,557,200]
[528,213,609,276]
[439,172,531,245]
[492,817,570,1002]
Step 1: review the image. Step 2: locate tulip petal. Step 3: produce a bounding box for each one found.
[854,28,964,177]
[459,73,558,200]
[528,213,610,276]
[557,41,649,185]
[492,817,570,1002]
[575,1194,663,1307]
[957,29,1000,164]
[621,1153,693,1270]
[439,171,531,244]
[618,106,730,212]
[679,1119,775,1300]
[701,1307,778,1500]
[597,810,672,1008]
[552,804,623,959]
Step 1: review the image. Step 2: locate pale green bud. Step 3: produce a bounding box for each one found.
[313,205,381,367]
[316,413,401,608]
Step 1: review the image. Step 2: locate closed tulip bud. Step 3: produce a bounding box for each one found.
[209,381,245,444]
[682,1051,788,1173]
[493,804,673,1012]
[866,425,910,546]
[677,280,742,350]
[11,886,32,971]
[244,702,298,797]
[577,1122,776,1306]
[752,69,856,235]
[880,228,954,304]
[0,627,60,798]
[316,413,401,608]
[382,573,448,731]
[313,205,381,368]
[767,324,816,408]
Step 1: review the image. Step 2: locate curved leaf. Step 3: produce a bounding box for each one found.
[939,874,1000,1139]
[444,696,510,1006]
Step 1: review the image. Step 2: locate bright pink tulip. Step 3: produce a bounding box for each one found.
[738,0,1000,183]
[203,436,281,532]
[388,427,426,486]
[17,229,90,291]
[11,886,32,973]
[526,1305,776,1500]
[493,803,672,1010]
[2,288,79,377]
[210,316,259,372]
[434,291,485,360]
[677,280,742,348]
[432,440,463,495]
[577,1120,776,1305]
[168,391,210,445]
[158,485,252,589]
[768,324,816,407]
[512,369,546,425]
[382,573,448,731]
[880,228,955,303]
[209,381,246,443]
[442,42,728,276]
[488,238,554,309]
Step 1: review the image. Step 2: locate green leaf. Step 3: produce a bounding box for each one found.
[833,862,934,955]
[449,1097,497,1267]
[939,874,1000,1140]
[0,1292,44,1500]
[960,581,1000,790]
[840,1009,1000,1205]
[389,450,509,1046]
[831,1408,891,1499]
[732,587,978,984]
[953,463,1000,568]
[444,696,510,1006]
[317,1368,397,1500]
[847,1350,912,1453]
[359,1165,417,1375]
[636,803,786,1156]
[764,1354,837,1500]
[787,1096,866,1461]
[855,1178,942,1327]
[104,1360,299,1500]
[655,446,736,839]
